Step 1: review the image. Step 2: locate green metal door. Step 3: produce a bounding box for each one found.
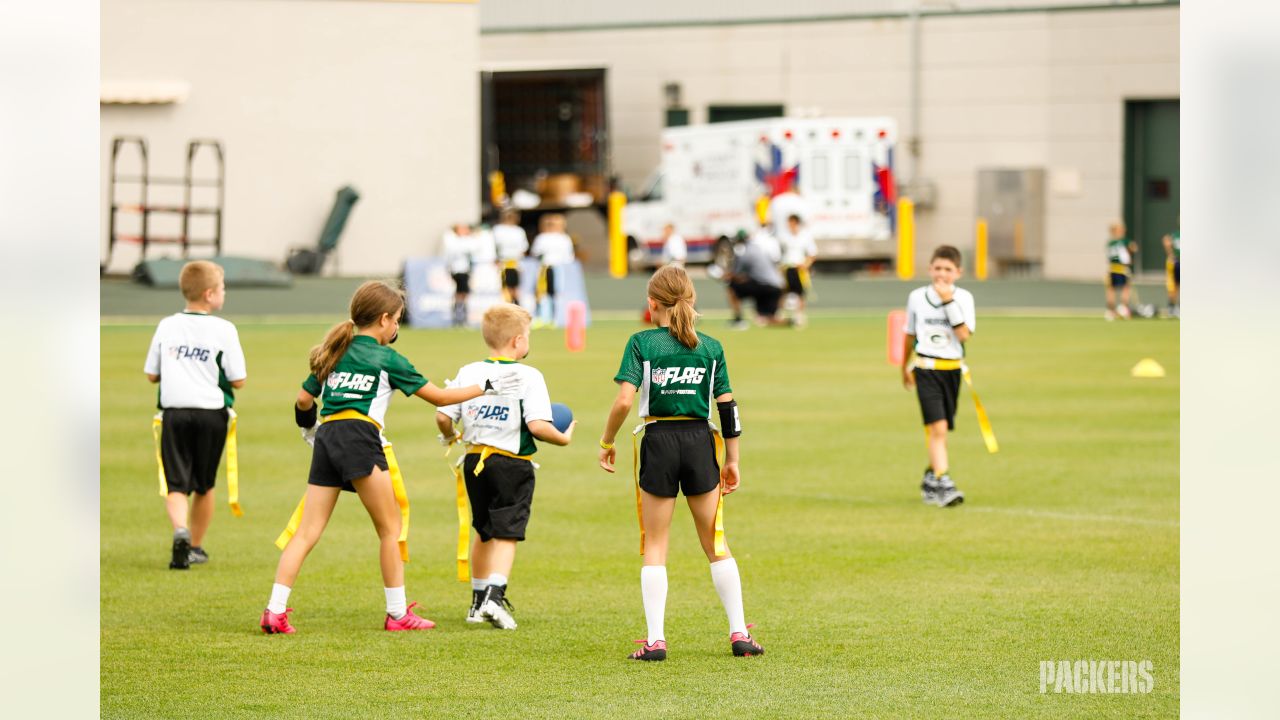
[1124,100,1180,272]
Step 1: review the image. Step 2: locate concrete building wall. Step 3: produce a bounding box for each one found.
[481,5,1178,279]
[101,0,479,276]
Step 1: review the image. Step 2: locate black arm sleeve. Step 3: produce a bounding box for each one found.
[295,402,317,428]
[717,400,741,438]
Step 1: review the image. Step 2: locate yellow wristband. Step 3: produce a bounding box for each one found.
[599,439,615,450]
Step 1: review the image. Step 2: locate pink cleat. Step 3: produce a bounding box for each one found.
[384,601,436,631]
[731,631,765,657]
[628,639,667,661]
[260,608,296,634]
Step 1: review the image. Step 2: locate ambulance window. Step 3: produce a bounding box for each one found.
[810,154,829,192]
[642,173,664,201]
[844,153,862,191]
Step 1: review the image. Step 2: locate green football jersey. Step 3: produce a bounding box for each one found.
[1106,237,1133,266]
[614,328,732,420]
[301,335,427,428]
[1170,231,1180,259]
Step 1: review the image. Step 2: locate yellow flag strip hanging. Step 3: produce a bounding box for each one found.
[631,418,728,557]
[152,410,242,515]
[451,454,470,582]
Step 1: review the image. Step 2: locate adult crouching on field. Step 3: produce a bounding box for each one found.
[725,229,788,329]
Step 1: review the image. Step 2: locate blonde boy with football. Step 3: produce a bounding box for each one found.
[436,303,575,629]
[901,245,975,508]
[145,260,246,570]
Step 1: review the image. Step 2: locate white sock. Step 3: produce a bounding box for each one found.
[471,577,489,592]
[709,558,748,635]
[487,573,508,588]
[385,586,407,619]
[267,583,291,615]
[640,565,668,644]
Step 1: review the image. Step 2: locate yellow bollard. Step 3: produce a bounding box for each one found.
[896,197,915,280]
[975,217,989,280]
[608,191,627,278]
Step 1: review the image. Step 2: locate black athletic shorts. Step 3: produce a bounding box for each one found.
[308,419,388,492]
[502,266,520,289]
[464,453,536,541]
[639,420,721,498]
[729,277,782,317]
[452,272,471,294]
[914,367,962,430]
[1109,272,1129,289]
[1173,260,1180,287]
[542,266,557,296]
[784,266,806,296]
[160,407,228,495]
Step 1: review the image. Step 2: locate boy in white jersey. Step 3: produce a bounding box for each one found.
[493,209,530,306]
[780,214,818,326]
[144,261,247,569]
[436,304,575,629]
[530,214,576,326]
[901,246,975,508]
[442,223,474,327]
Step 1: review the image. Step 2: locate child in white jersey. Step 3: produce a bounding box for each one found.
[493,209,530,306]
[144,260,246,570]
[901,245,975,507]
[436,303,575,629]
[530,214,576,326]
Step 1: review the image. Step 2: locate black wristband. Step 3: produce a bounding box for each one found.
[295,402,317,429]
[717,400,741,438]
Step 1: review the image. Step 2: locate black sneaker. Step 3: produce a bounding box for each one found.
[466,589,485,624]
[170,528,191,570]
[188,546,209,565]
[921,468,939,506]
[479,584,517,630]
[935,474,965,507]
[731,632,765,657]
[628,639,667,661]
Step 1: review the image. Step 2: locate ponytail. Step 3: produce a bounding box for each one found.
[647,264,699,349]
[309,280,406,382]
[668,297,698,349]
[310,319,355,381]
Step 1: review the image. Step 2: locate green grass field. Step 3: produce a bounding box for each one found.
[101,314,1178,718]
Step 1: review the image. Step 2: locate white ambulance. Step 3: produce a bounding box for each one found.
[625,117,898,267]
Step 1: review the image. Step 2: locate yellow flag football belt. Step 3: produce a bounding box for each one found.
[632,417,728,558]
[152,410,242,517]
[449,444,535,583]
[274,411,411,562]
[912,359,1000,454]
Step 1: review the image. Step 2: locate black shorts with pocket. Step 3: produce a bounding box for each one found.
[914,366,962,430]
[464,453,536,541]
[784,266,806,296]
[309,419,388,492]
[160,407,229,495]
[502,266,521,289]
[639,420,721,498]
[452,272,471,294]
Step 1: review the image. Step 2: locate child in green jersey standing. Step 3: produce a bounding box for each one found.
[598,265,764,661]
[1105,221,1138,320]
[260,280,522,634]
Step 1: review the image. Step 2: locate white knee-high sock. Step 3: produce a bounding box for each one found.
[709,557,748,635]
[640,565,667,644]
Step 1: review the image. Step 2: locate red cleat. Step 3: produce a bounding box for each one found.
[384,601,436,631]
[628,639,667,661]
[731,631,765,657]
[260,608,296,634]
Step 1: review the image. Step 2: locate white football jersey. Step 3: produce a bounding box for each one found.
[441,231,473,274]
[437,360,553,456]
[144,312,247,409]
[530,232,576,267]
[493,224,529,261]
[780,229,817,266]
[903,286,976,360]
